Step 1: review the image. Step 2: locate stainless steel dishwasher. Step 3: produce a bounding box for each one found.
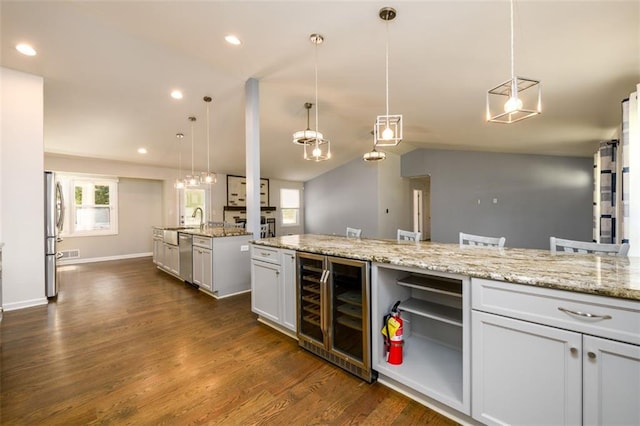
[178,232,193,284]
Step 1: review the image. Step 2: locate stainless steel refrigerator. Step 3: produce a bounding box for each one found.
[45,171,64,298]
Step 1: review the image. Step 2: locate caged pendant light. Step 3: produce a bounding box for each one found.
[363,129,387,162]
[303,33,331,162]
[486,0,541,123]
[201,96,217,184]
[185,116,200,186]
[374,7,402,147]
[174,133,185,189]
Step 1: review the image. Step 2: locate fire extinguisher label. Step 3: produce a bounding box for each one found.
[381,316,401,339]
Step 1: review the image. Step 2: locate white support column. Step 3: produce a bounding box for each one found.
[628,86,639,256]
[245,78,261,239]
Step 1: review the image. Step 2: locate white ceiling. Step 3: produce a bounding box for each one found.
[2,1,638,182]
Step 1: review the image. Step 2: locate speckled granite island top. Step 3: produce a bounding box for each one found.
[253,234,640,301]
[154,226,251,238]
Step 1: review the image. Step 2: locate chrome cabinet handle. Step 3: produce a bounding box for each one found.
[570,347,578,355]
[558,307,612,320]
[588,351,597,360]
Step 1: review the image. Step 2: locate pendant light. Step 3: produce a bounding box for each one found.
[201,96,217,184]
[303,33,330,162]
[486,0,541,123]
[293,102,323,145]
[185,116,200,186]
[174,133,185,189]
[363,129,386,162]
[374,7,402,147]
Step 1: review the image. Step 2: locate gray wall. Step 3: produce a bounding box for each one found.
[377,153,412,239]
[305,157,379,237]
[59,178,163,261]
[402,149,593,249]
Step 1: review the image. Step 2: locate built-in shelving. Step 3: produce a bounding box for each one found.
[373,265,470,415]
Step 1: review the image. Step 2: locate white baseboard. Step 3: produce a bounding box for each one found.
[58,252,152,265]
[3,297,48,312]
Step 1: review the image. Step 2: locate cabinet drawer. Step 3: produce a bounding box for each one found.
[193,236,212,249]
[251,245,280,264]
[472,278,640,345]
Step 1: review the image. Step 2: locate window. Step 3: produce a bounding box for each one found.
[280,188,300,226]
[182,188,206,226]
[59,174,119,236]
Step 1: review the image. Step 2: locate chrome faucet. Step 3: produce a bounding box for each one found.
[192,207,204,229]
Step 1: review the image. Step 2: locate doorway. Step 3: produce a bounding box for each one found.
[410,176,430,240]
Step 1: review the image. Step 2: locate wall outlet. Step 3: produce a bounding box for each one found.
[240,245,249,252]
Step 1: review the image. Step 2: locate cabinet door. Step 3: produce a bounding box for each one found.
[251,259,280,323]
[472,311,582,426]
[281,250,297,332]
[193,247,212,291]
[154,239,164,266]
[164,244,179,275]
[583,335,640,425]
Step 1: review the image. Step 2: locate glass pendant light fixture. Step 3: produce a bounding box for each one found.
[303,33,331,162]
[374,7,402,147]
[486,0,541,123]
[293,102,323,145]
[363,129,387,162]
[174,133,185,189]
[185,116,200,186]
[201,96,217,184]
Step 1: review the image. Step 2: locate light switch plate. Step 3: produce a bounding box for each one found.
[240,245,249,252]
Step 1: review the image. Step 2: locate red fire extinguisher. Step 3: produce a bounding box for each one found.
[382,301,403,365]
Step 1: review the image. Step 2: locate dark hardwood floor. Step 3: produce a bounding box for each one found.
[1,257,457,425]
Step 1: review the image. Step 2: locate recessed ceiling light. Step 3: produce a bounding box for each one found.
[170,90,183,100]
[16,43,37,56]
[224,35,242,46]
[137,148,148,154]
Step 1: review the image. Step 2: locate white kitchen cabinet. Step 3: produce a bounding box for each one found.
[251,246,281,323]
[281,249,296,331]
[250,245,297,336]
[163,243,180,276]
[371,264,471,415]
[152,229,164,266]
[192,236,213,293]
[583,335,640,425]
[472,278,640,426]
[472,311,582,425]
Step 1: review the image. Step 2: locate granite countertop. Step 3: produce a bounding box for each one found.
[153,226,251,238]
[253,234,640,301]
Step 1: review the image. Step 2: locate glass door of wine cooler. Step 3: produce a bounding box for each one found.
[298,253,326,346]
[328,257,369,369]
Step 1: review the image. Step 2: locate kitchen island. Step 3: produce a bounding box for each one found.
[153,226,252,298]
[251,234,640,425]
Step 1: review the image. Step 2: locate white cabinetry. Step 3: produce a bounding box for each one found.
[163,243,180,276]
[251,245,280,323]
[472,278,640,426]
[152,229,164,266]
[250,245,297,336]
[281,249,297,331]
[372,264,471,415]
[192,236,213,293]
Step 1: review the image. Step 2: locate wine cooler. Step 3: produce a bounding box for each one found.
[297,252,375,382]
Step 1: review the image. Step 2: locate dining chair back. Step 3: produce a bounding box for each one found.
[346,227,362,238]
[397,229,421,242]
[550,237,629,256]
[459,232,506,248]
